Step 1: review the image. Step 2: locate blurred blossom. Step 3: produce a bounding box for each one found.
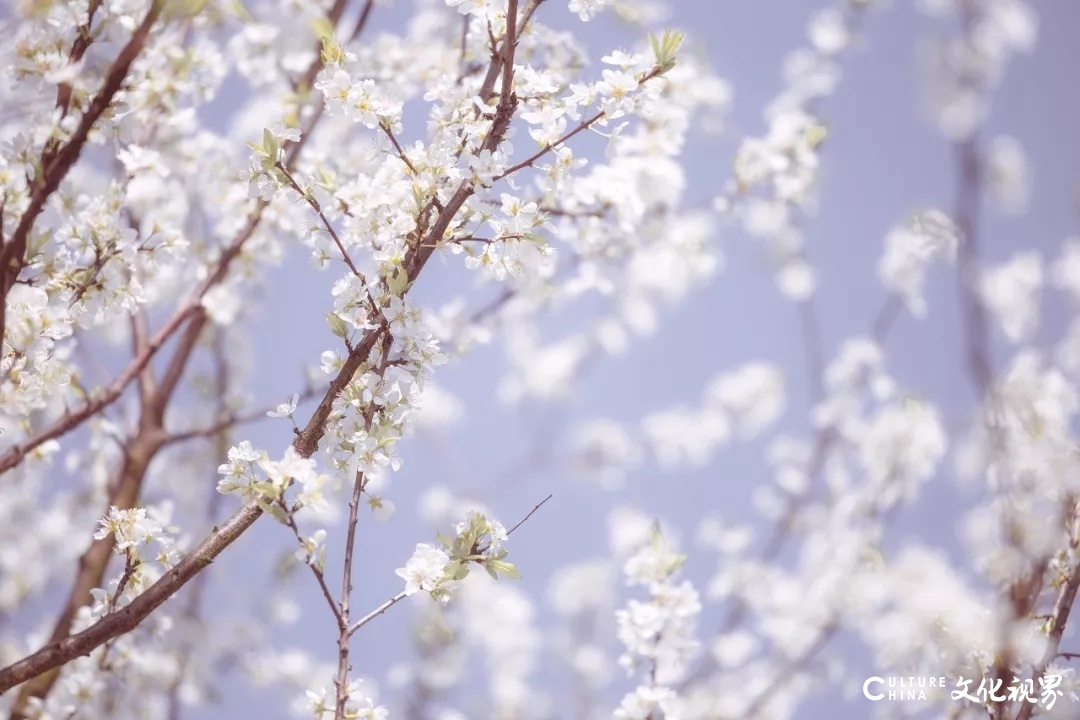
[980,251,1043,342]
[986,135,1031,214]
[568,418,641,489]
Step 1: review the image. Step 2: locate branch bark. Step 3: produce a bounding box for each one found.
[0,0,164,347]
[0,0,540,696]
[0,324,383,695]
[0,0,367,476]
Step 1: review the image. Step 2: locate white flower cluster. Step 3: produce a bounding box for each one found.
[306,682,389,720]
[2,0,1076,718]
[93,505,179,562]
[980,251,1044,343]
[918,0,1037,139]
[217,442,332,519]
[395,510,515,604]
[315,64,403,131]
[396,543,452,597]
[878,209,960,319]
[614,526,701,719]
[724,3,871,302]
[642,361,786,470]
[74,502,184,673]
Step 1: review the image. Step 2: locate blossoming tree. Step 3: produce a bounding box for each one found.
[0,0,1075,718]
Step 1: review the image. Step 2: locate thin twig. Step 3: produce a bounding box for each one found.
[0,0,556,694]
[346,592,407,637]
[0,0,164,346]
[507,494,552,536]
[380,123,420,177]
[1015,565,1080,720]
[0,325,387,695]
[0,0,362,476]
[334,333,392,720]
[283,508,345,631]
[276,161,367,282]
[493,66,664,183]
[344,491,552,640]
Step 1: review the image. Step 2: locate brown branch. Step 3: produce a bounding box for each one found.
[345,591,407,637]
[164,328,233,720]
[456,15,470,84]
[954,136,992,396]
[343,492,550,640]
[1,0,378,709]
[334,332,390,719]
[346,0,376,44]
[7,420,167,718]
[0,0,550,694]
[9,228,171,717]
[143,0,363,417]
[40,28,379,699]
[491,66,663,183]
[506,493,551,536]
[0,324,385,695]
[283,507,345,631]
[0,0,361,476]
[1015,564,1080,720]
[501,0,519,107]
[56,0,104,115]
[333,466,363,719]
[275,161,366,282]
[380,123,420,177]
[12,205,164,720]
[160,383,323,447]
[130,309,157,407]
[0,299,197,475]
[493,109,601,182]
[0,0,164,347]
[472,0,544,106]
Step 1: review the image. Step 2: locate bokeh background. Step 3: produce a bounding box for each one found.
[138,0,1080,717]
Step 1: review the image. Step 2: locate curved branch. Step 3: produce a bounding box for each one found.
[0,0,164,345]
[0,324,384,694]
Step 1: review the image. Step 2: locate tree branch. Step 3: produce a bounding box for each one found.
[0,0,164,347]
[0,322,384,695]
[0,0,361,476]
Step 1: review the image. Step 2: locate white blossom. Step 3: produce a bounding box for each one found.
[396,543,452,596]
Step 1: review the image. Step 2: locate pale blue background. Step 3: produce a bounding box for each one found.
[183,1,1080,717]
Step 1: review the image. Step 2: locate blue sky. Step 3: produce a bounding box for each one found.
[182,1,1080,717]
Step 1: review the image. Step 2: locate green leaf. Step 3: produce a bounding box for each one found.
[315,19,344,67]
[263,128,279,160]
[257,500,288,525]
[326,312,349,339]
[805,122,828,149]
[650,29,684,73]
[224,0,253,20]
[486,559,521,580]
[250,480,276,497]
[163,0,210,20]
[386,266,410,297]
[310,15,335,42]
